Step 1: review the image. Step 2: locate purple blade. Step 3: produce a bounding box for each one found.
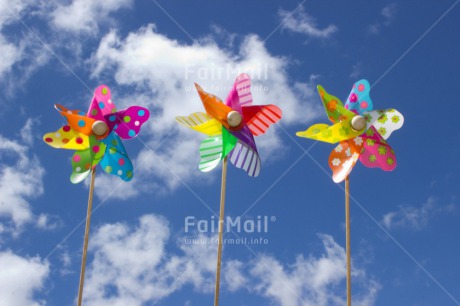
[229,125,258,153]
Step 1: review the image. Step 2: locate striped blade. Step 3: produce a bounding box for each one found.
[242,105,282,136]
[198,128,237,172]
[198,135,224,172]
[228,140,261,177]
[176,112,222,136]
[235,73,253,107]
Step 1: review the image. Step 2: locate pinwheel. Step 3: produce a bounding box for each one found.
[176,73,282,306]
[43,85,150,306]
[296,79,403,306]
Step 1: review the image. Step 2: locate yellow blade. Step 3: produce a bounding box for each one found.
[43,126,89,150]
[296,120,363,144]
[175,112,222,136]
[317,85,357,124]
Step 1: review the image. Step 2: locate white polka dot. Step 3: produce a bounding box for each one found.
[134,121,140,126]
[108,99,112,104]
[117,170,122,175]
[67,111,72,114]
[55,133,61,137]
[76,167,81,172]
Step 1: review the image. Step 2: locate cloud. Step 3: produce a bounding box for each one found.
[381,3,397,26]
[350,61,363,79]
[249,234,380,306]
[83,214,219,305]
[367,3,397,35]
[0,120,46,234]
[83,215,379,305]
[0,1,50,93]
[381,197,455,231]
[0,250,49,306]
[51,0,133,34]
[89,25,320,196]
[278,6,337,39]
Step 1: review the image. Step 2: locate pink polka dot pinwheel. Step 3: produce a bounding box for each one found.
[296,79,404,183]
[43,85,150,183]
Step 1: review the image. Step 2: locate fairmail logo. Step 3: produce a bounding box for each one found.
[184,215,275,233]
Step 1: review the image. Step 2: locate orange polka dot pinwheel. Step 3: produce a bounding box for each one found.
[43,85,150,183]
[296,79,404,183]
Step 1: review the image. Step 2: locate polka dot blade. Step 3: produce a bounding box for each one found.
[43,126,89,150]
[93,85,115,116]
[104,106,150,139]
[100,133,133,181]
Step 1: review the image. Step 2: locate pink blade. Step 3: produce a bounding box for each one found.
[87,97,106,121]
[242,105,282,136]
[92,85,116,116]
[104,106,150,139]
[359,126,397,171]
[225,73,252,112]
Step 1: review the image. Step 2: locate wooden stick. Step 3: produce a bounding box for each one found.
[214,156,228,306]
[345,175,351,306]
[77,167,96,306]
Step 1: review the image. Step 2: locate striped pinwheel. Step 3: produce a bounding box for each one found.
[296,79,404,183]
[43,85,150,183]
[176,73,282,177]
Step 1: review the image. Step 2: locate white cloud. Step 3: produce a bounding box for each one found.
[367,3,397,35]
[350,61,363,79]
[381,197,455,231]
[0,120,46,234]
[381,3,397,26]
[250,234,380,306]
[51,0,133,33]
[83,216,379,305]
[0,250,49,306]
[83,214,219,305]
[89,25,320,196]
[278,6,337,39]
[0,1,50,92]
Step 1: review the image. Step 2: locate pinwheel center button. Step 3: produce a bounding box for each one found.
[92,120,108,136]
[227,111,242,128]
[351,115,366,132]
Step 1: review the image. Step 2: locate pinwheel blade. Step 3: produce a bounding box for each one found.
[328,137,364,183]
[225,73,253,112]
[87,98,106,121]
[242,105,282,136]
[359,127,397,171]
[92,85,116,116]
[296,120,363,144]
[175,112,222,136]
[317,85,355,124]
[199,136,224,172]
[70,136,106,184]
[55,104,95,136]
[195,83,233,129]
[100,132,134,181]
[43,125,89,150]
[104,106,150,139]
[364,109,404,140]
[344,79,373,114]
[228,139,261,177]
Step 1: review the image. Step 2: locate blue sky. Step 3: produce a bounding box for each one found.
[1,0,460,305]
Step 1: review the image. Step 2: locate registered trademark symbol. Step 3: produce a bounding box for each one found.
[270,216,276,222]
